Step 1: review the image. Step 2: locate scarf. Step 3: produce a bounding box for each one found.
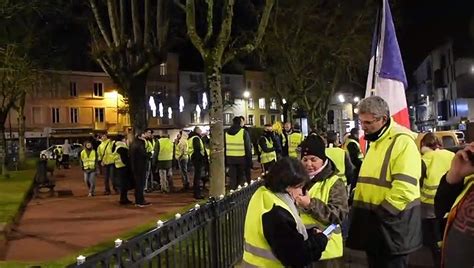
[275,192,308,240]
[364,118,391,142]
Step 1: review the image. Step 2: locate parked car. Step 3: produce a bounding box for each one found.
[415,131,465,149]
[39,143,83,160]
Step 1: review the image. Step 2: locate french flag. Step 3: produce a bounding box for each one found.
[361,0,410,152]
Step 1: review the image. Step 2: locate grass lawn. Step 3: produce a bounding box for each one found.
[0,169,36,225]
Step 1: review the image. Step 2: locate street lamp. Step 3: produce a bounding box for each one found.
[112,90,119,129]
[243,90,250,124]
[353,96,360,103]
[338,94,345,103]
[243,90,250,99]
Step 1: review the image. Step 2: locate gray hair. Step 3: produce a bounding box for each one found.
[357,96,390,118]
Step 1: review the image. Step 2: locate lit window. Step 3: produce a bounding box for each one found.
[248,98,254,109]
[224,113,233,125]
[259,115,266,126]
[259,98,266,109]
[93,82,104,97]
[270,98,277,110]
[70,108,78,123]
[224,91,231,102]
[160,63,167,76]
[94,108,105,122]
[248,114,254,125]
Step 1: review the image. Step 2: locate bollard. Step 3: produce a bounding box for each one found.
[175,213,181,219]
[157,220,164,228]
[77,255,86,265]
[219,194,224,200]
[244,182,249,187]
[114,239,122,248]
[194,203,201,209]
[230,189,235,194]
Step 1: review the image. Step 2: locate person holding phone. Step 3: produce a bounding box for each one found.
[295,134,349,267]
[243,157,328,267]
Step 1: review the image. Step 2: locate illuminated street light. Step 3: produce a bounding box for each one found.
[196,105,201,119]
[338,94,345,103]
[243,90,250,98]
[168,107,172,119]
[353,96,360,103]
[158,102,164,117]
[282,98,287,104]
[149,96,157,117]
[202,93,208,109]
[179,96,185,112]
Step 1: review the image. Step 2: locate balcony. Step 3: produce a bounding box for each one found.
[94,122,107,130]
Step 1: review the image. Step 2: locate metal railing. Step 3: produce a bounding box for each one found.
[69,179,263,268]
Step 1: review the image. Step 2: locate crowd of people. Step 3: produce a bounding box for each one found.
[243,95,474,268]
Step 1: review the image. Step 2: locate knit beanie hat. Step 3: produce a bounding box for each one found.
[300,135,327,161]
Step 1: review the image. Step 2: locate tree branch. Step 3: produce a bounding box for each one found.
[107,0,120,47]
[131,0,142,44]
[203,0,214,44]
[89,0,112,47]
[144,0,150,45]
[157,0,169,52]
[173,0,185,11]
[120,0,125,40]
[216,0,234,59]
[185,0,206,57]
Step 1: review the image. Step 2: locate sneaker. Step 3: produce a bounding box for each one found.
[135,202,152,208]
[88,193,93,197]
[120,200,133,205]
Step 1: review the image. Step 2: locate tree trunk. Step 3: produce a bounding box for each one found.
[127,73,148,135]
[206,61,225,197]
[0,125,7,176]
[17,93,26,164]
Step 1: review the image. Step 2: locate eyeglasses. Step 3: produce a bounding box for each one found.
[360,117,383,126]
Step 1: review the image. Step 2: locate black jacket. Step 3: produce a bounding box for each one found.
[346,136,362,169]
[262,205,328,267]
[129,137,147,178]
[224,124,252,165]
[189,132,206,163]
[258,134,275,154]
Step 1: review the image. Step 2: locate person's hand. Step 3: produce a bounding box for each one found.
[295,192,311,209]
[446,142,474,184]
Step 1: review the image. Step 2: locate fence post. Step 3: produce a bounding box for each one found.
[208,197,219,268]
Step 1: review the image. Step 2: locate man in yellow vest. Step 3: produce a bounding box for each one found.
[97,133,117,195]
[153,134,174,193]
[419,133,454,267]
[434,143,474,268]
[144,128,157,192]
[258,124,277,173]
[80,140,98,197]
[175,131,190,190]
[282,122,291,157]
[347,96,422,267]
[188,127,206,199]
[325,131,355,186]
[343,128,364,193]
[112,135,132,205]
[288,124,304,158]
[295,134,349,266]
[225,116,252,190]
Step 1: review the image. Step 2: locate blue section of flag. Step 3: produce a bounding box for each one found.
[379,0,408,89]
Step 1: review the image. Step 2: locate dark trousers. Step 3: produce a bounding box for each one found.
[134,172,146,204]
[192,160,203,197]
[228,163,245,190]
[244,162,252,183]
[116,167,130,202]
[422,218,442,268]
[104,164,116,193]
[366,252,409,268]
[263,161,275,174]
[61,154,70,168]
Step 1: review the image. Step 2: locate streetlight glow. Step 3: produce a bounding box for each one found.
[243,90,250,99]
[168,107,172,119]
[179,96,184,112]
[282,98,287,104]
[353,96,360,103]
[158,102,164,117]
[196,105,201,119]
[149,96,157,117]
[338,94,345,103]
[202,93,208,109]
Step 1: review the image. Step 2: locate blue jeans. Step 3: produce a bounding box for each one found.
[84,171,96,194]
[178,158,189,187]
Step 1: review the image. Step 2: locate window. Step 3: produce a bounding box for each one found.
[190,74,202,83]
[93,82,104,97]
[224,113,233,125]
[160,63,167,76]
[259,115,266,126]
[70,108,78,123]
[69,82,77,97]
[247,80,252,88]
[224,91,231,102]
[248,98,254,109]
[224,76,230,85]
[191,111,200,124]
[190,91,199,104]
[33,107,42,124]
[270,98,277,110]
[248,114,254,125]
[271,115,276,124]
[94,108,105,122]
[259,98,266,109]
[51,108,60,124]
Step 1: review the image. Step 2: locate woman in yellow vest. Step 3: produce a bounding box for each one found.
[243,157,328,267]
[295,135,349,267]
[113,135,132,205]
[419,133,454,267]
[80,141,98,197]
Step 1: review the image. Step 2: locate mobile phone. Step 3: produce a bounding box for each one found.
[322,224,338,236]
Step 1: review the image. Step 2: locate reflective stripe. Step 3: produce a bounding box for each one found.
[392,174,418,186]
[353,199,420,212]
[358,176,391,188]
[244,242,278,261]
[379,133,409,183]
[421,191,436,200]
[422,184,439,190]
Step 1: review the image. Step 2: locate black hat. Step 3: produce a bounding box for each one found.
[300,135,327,161]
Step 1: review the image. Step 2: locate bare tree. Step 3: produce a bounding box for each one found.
[89,0,170,133]
[175,0,274,196]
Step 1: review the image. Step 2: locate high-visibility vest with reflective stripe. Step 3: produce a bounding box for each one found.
[421,149,454,217]
[188,136,205,158]
[113,142,128,168]
[175,140,189,160]
[343,138,364,160]
[288,132,303,158]
[259,137,277,164]
[146,139,155,154]
[157,138,174,161]
[325,147,346,181]
[243,186,298,267]
[80,149,97,170]
[225,129,245,157]
[353,120,421,213]
[300,174,344,260]
[98,139,115,165]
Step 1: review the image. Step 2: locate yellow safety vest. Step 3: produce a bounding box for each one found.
[421,149,454,218]
[157,138,174,161]
[98,139,115,165]
[225,129,245,157]
[259,137,277,164]
[353,120,421,214]
[325,147,346,180]
[243,186,299,267]
[80,149,97,170]
[113,141,128,168]
[300,174,344,260]
[146,139,156,154]
[343,139,364,160]
[175,140,189,160]
[188,136,205,158]
[288,132,303,158]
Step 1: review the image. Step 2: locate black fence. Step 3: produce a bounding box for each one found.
[69,179,263,268]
